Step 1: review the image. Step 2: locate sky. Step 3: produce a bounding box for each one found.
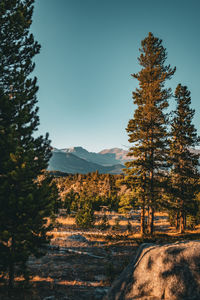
[31,0,200,152]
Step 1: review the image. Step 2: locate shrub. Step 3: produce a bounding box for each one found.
[98,214,109,230]
[75,204,95,228]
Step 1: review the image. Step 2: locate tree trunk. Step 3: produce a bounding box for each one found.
[140,204,145,236]
[147,206,150,228]
[175,212,179,230]
[184,213,186,228]
[8,236,15,289]
[179,212,185,233]
[148,206,154,235]
[149,165,154,235]
[8,262,14,289]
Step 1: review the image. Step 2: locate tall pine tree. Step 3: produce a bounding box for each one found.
[169,84,200,233]
[0,0,56,287]
[124,32,175,235]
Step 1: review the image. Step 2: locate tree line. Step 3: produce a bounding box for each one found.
[55,169,200,231]
[56,172,126,217]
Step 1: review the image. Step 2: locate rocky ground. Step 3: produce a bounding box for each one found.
[0,211,178,300]
[27,236,138,300]
[0,233,138,300]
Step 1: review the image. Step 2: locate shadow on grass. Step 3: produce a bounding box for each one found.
[134,231,200,245]
[0,279,109,300]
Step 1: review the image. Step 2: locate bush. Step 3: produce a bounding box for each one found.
[75,204,95,228]
[186,215,197,229]
[112,218,120,231]
[126,220,132,232]
[98,214,109,230]
[168,210,177,227]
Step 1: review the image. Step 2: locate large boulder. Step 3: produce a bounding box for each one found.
[104,241,200,300]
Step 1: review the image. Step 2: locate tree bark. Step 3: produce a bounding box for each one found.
[175,212,179,230]
[8,236,15,289]
[148,206,154,235]
[140,204,145,236]
[179,211,185,233]
[8,263,14,289]
[149,164,154,235]
[147,206,150,228]
[184,213,186,228]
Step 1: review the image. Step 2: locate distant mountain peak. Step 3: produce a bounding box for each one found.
[50,146,200,174]
[99,147,127,154]
[62,146,92,154]
[50,146,131,174]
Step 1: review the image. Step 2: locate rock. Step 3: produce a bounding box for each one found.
[104,241,200,300]
[67,234,88,243]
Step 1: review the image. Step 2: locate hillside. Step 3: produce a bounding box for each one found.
[99,147,130,164]
[61,146,130,166]
[48,147,200,175]
[48,151,124,174]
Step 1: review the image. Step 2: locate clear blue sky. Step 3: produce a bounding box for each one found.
[31,0,200,152]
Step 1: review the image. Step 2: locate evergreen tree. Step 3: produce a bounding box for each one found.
[118,192,136,213]
[124,32,175,235]
[169,84,200,233]
[75,201,95,229]
[0,0,56,287]
[64,189,79,214]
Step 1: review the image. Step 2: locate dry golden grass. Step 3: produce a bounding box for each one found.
[56,216,75,226]
[13,276,54,282]
[50,211,200,243]
[14,276,107,287]
[56,211,169,229]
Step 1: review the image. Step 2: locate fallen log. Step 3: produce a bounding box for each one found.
[59,247,105,259]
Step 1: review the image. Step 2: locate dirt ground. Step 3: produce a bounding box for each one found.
[1,210,198,300]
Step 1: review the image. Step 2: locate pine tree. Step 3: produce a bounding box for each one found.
[169,84,200,233]
[118,192,136,213]
[124,32,175,235]
[0,0,56,287]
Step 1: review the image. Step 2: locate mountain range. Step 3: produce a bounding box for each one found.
[48,147,200,175]
[48,147,130,174]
